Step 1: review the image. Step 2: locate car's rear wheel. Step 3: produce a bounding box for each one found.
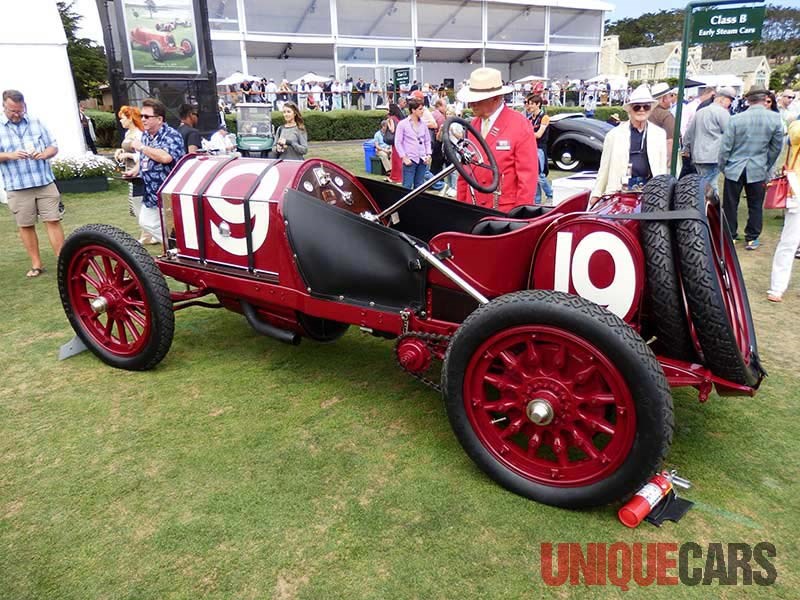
[442,290,673,508]
[58,224,174,371]
[553,143,582,171]
[672,175,763,387]
[149,41,162,62]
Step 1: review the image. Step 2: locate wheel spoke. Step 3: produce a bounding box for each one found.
[102,317,115,341]
[575,364,598,385]
[483,372,520,393]
[125,307,148,328]
[498,350,519,371]
[499,417,525,439]
[81,271,102,291]
[577,411,616,436]
[116,319,128,345]
[551,433,570,467]
[553,343,567,371]
[121,314,143,341]
[87,257,106,284]
[584,393,616,407]
[524,339,540,367]
[568,427,599,460]
[101,255,115,280]
[526,431,543,457]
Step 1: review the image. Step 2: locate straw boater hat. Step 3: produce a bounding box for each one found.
[624,84,656,107]
[457,68,513,103]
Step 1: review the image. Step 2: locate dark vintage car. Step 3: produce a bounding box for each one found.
[546,113,613,171]
[129,27,195,62]
[57,117,763,511]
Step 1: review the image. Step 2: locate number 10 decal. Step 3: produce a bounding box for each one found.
[553,230,637,318]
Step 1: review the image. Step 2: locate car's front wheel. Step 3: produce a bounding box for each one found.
[149,41,163,61]
[553,143,582,171]
[58,224,174,371]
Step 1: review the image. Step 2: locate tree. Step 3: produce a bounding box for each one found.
[145,0,157,18]
[57,1,108,100]
[605,5,800,64]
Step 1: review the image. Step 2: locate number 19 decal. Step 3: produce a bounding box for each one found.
[553,230,637,318]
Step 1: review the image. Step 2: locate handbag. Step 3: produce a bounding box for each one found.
[383,121,395,145]
[765,149,799,210]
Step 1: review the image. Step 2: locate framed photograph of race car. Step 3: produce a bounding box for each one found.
[118,0,202,76]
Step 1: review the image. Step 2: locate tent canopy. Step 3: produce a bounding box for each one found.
[514,75,548,83]
[291,72,331,85]
[218,71,258,86]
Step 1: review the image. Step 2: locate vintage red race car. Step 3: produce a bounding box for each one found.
[57,118,764,509]
[129,27,195,62]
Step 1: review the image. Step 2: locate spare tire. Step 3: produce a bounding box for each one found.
[640,175,699,363]
[672,175,763,387]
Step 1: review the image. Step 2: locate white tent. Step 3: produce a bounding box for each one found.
[586,74,629,90]
[514,75,548,83]
[217,71,258,86]
[692,74,745,93]
[0,0,84,156]
[291,72,331,85]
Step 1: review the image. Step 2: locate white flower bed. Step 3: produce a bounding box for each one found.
[51,152,116,180]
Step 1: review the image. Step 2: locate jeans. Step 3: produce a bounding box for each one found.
[535,148,553,204]
[722,171,766,242]
[695,163,720,195]
[402,160,427,189]
[768,208,800,297]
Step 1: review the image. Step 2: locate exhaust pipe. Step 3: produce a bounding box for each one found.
[240,301,301,346]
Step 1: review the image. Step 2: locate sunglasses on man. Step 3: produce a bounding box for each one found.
[631,104,651,112]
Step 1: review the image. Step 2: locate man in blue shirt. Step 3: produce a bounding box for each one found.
[0,89,64,278]
[123,98,185,243]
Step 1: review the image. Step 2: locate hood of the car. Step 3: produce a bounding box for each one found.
[550,115,613,137]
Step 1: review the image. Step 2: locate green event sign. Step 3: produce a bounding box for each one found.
[691,6,766,43]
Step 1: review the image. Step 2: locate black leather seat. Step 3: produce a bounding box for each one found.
[470,219,530,236]
[506,204,553,220]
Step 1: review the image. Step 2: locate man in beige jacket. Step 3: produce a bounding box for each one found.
[591,85,668,202]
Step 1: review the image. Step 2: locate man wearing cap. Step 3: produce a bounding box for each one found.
[455,67,537,211]
[649,83,676,169]
[683,87,735,195]
[778,89,798,132]
[591,85,668,201]
[718,87,783,250]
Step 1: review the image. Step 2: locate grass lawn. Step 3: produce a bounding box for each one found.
[1,143,798,599]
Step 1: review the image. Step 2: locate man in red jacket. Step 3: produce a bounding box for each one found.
[455,67,538,211]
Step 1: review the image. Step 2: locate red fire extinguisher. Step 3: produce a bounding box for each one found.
[618,472,673,528]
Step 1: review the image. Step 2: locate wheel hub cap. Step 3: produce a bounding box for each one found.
[526,399,554,426]
[90,296,109,314]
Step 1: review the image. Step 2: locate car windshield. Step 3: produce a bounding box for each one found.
[237,106,272,137]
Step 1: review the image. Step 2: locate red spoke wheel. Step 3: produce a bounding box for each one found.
[442,290,673,508]
[58,224,174,371]
[672,175,764,387]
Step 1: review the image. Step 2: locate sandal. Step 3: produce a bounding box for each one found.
[767,293,783,303]
[26,267,45,278]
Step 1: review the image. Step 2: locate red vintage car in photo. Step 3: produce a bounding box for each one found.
[129,27,195,62]
[57,118,764,509]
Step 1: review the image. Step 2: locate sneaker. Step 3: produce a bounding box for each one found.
[767,293,783,303]
[745,239,760,251]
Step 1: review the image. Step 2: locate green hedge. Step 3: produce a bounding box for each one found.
[86,109,120,148]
